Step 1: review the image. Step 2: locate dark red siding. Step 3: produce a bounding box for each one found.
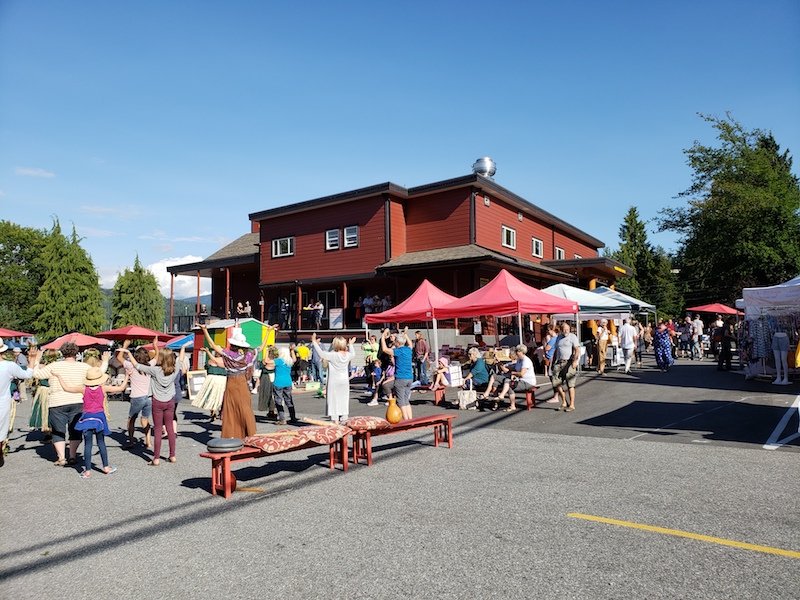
[475,194,598,261]
[405,188,471,252]
[553,231,597,260]
[390,198,406,258]
[259,197,385,284]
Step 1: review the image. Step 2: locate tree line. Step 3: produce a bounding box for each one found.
[607,114,800,318]
[0,220,164,342]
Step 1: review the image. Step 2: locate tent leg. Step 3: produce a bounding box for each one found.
[433,318,439,367]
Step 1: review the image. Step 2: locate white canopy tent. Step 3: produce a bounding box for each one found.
[543,283,632,321]
[742,274,800,318]
[592,286,656,318]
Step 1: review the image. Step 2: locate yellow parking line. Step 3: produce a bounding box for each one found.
[567,513,800,559]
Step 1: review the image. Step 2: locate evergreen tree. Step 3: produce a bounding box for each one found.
[112,256,164,330]
[611,207,653,299]
[33,222,105,341]
[661,114,800,304]
[0,221,49,331]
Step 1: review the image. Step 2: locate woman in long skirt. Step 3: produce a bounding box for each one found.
[200,325,259,439]
[257,346,277,419]
[29,349,60,433]
[311,333,355,424]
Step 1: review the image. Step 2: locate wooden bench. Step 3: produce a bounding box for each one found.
[524,387,537,410]
[199,434,350,499]
[352,414,456,466]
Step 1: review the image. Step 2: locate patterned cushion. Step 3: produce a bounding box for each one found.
[344,416,391,431]
[244,431,310,453]
[303,425,351,445]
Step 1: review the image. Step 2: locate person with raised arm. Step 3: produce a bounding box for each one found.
[311,332,355,424]
[380,327,414,421]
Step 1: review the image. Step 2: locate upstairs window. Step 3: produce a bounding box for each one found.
[344,225,359,248]
[531,237,544,258]
[555,246,565,260]
[272,236,294,258]
[501,225,516,250]
[325,229,340,251]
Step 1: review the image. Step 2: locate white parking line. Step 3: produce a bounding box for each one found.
[763,394,800,450]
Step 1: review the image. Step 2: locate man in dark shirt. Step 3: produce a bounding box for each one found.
[413,331,430,386]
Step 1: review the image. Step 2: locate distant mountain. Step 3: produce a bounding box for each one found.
[177,294,213,305]
[100,290,212,329]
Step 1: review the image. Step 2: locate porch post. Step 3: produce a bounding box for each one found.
[342,281,348,329]
[225,268,231,319]
[196,271,201,316]
[295,283,302,330]
[169,273,175,332]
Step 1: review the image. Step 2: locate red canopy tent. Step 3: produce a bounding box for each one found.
[365,279,458,363]
[0,327,33,338]
[685,303,743,316]
[96,325,173,341]
[365,279,458,324]
[436,269,578,341]
[42,332,112,350]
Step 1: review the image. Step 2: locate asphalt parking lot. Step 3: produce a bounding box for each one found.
[1,356,797,599]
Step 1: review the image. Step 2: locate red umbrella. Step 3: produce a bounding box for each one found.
[96,325,173,341]
[685,303,743,316]
[42,332,112,350]
[0,327,33,338]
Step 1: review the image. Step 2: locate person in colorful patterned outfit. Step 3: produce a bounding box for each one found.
[653,321,674,372]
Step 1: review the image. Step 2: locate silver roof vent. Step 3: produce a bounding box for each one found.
[472,156,496,179]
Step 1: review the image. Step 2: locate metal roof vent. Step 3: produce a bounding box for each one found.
[472,156,496,179]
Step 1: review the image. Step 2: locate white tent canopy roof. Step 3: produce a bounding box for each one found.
[592,286,656,312]
[742,274,800,317]
[543,283,632,312]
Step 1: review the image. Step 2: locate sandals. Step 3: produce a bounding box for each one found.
[66,457,77,466]
[53,459,67,467]
[168,457,177,463]
[79,469,91,479]
[103,466,118,475]
[147,460,160,467]
[504,406,518,412]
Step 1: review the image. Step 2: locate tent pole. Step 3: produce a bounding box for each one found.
[433,318,440,366]
[576,311,582,373]
[517,312,523,344]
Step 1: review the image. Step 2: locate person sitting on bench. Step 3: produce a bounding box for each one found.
[494,344,536,412]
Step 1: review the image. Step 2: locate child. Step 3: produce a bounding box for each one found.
[368,359,394,406]
[55,366,128,479]
[430,356,451,391]
[369,359,382,394]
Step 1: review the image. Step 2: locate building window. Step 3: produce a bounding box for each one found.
[531,237,544,258]
[325,229,340,251]
[555,247,565,260]
[501,226,516,250]
[344,225,359,248]
[272,236,294,258]
[574,253,582,259]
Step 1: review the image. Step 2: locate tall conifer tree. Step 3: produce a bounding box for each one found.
[112,256,164,330]
[33,222,104,341]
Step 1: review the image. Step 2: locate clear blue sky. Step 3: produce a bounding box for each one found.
[1,1,798,298]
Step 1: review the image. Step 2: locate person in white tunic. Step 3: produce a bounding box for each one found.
[311,333,355,424]
[0,339,38,466]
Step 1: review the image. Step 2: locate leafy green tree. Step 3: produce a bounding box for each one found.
[660,114,800,304]
[33,222,105,341]
[0,221,49,332]
[112,256,164,330]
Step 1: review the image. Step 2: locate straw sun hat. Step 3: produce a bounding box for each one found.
[0,338,8,353]
[228,328,250,349]
[84,367,109,386]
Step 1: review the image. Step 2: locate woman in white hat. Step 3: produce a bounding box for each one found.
[54,366,128,478]
[200,325,260,438]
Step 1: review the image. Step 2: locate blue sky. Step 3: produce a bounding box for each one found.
[1,1,798,298]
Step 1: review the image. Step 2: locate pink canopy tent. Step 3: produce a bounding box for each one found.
[0,327,33,338]
[436,269,578,339]
[685,303,743,316]
[42,332,112,350]
[96,325,173,341]
[365,279,458,364]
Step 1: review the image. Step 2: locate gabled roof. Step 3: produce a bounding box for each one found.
[166,232,259,277]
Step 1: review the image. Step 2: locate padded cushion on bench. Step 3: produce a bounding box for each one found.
[303,425,351,445]
[206,437,244,453]
[345,416,391,431]
[244,431,310,453]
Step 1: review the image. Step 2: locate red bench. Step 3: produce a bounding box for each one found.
[352,414,456,466]
[199,434,350,499]
[524,387,537,410]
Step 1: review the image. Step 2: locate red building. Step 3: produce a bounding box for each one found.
[168,172,629,332]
